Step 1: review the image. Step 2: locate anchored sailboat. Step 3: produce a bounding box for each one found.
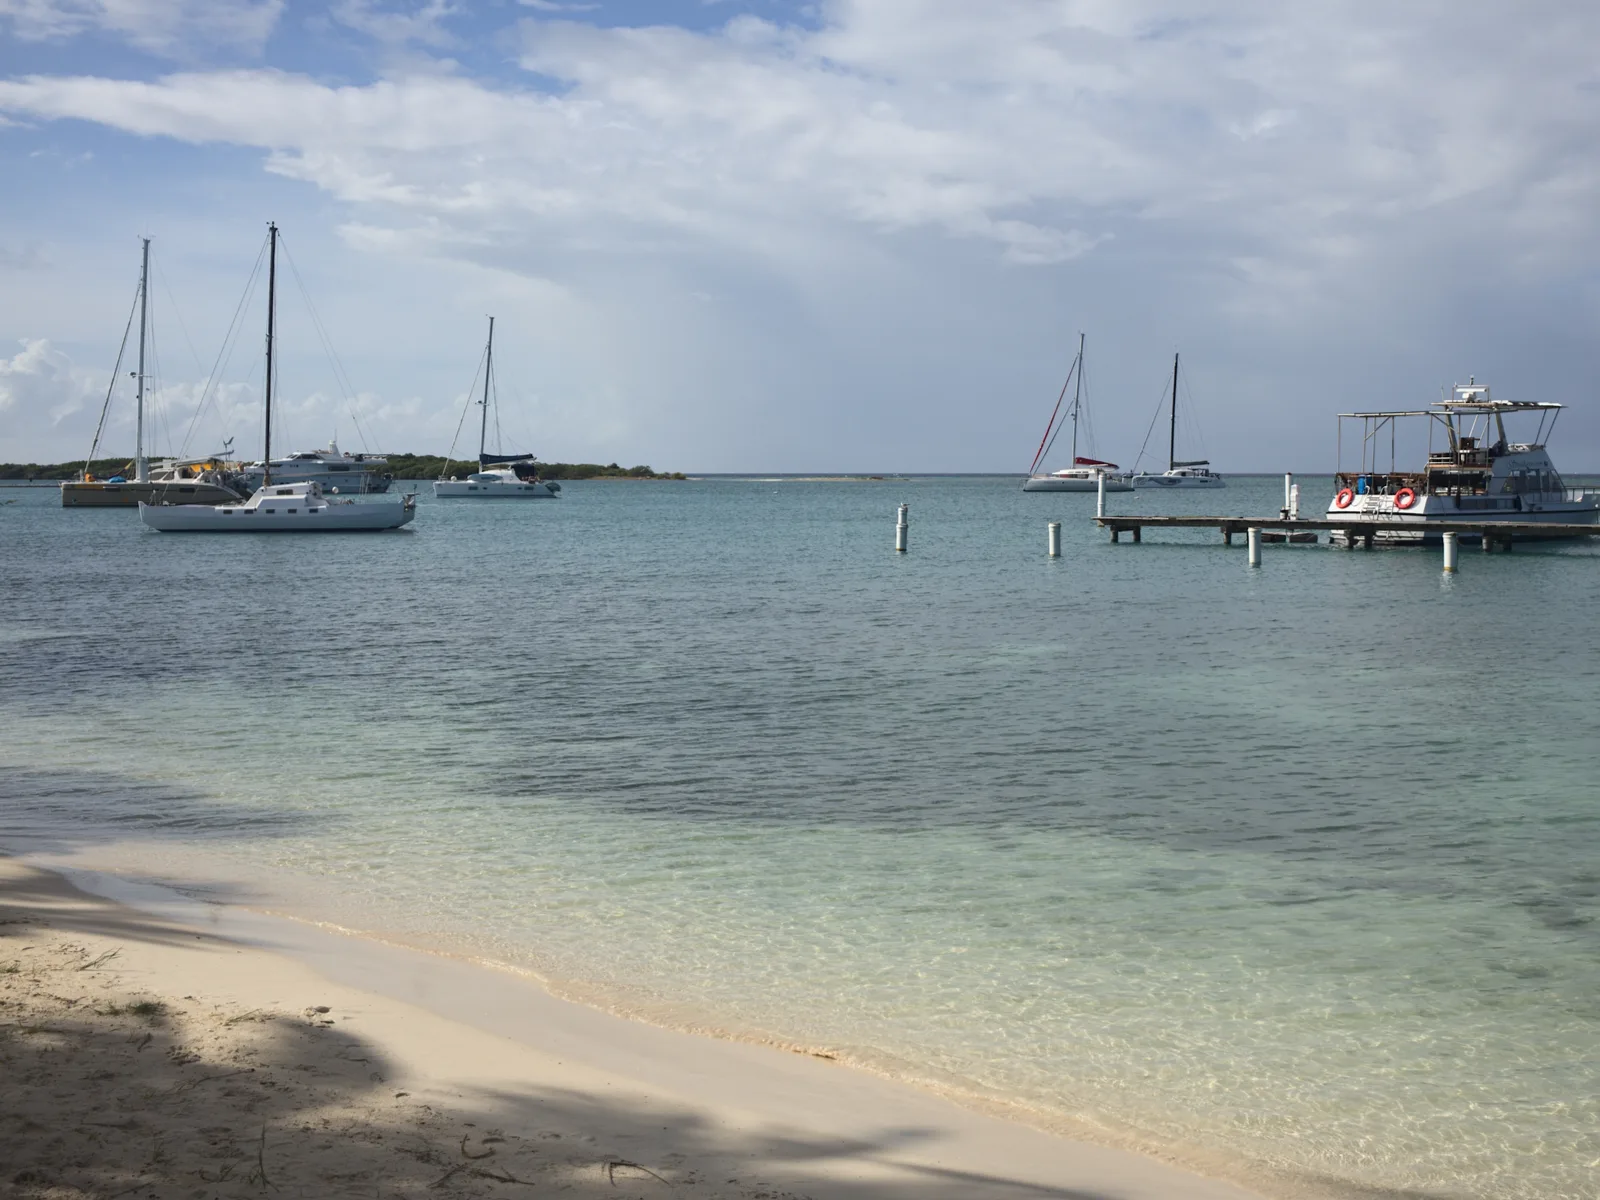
[1022,333,1132,492]
[434,317,560,499]
[1131,353,1225,488]
[62,238,244,508]
[140,223,415,532]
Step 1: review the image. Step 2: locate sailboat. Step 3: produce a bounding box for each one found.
[140,224,416,532]
[1022,333,1133,492]
[1130,353,1225,488]
[434,317,560,499]
[61,238,245,508]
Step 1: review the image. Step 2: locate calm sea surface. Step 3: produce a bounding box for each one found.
[2,476,1597,1199]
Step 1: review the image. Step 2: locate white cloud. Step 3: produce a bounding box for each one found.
[0,0,284,56]
[3,3,1600,469]
[0,338,104,445]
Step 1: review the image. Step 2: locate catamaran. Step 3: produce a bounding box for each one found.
[434,317,560,499]
[140,223,415,533]
[1131,353,1225,488]
[1022,333,1132,492]
[61,238,245,508]
[1325,379,1598,543]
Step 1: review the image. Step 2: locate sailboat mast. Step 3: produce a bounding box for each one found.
[134,237,150,483]
[1069,332,1084,463]
[479,316,494,459]
[264,223,278,487]
[1169,352,1179,472]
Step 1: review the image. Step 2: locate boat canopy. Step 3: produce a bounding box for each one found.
[480,452,536,467]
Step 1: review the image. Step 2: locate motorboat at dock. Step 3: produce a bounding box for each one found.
[1325,381,1598,544]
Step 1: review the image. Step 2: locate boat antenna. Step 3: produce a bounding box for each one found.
[264,222,277,487]
[1169,351,1179,472]
[1070,331,1084,463]
[134,237,151,483]
[479,315,494,460]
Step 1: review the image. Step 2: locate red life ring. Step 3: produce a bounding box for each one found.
[1393,488,1417,510]
[1334,488,1355,509]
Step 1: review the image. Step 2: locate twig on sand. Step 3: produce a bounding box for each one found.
[607,1158,671,1187]
[460,1134,496,1160]
[428,1162,468,1189]
[77,949,121,971]
[248,1123,278,1190]
[471,1166,537,1186]
[169,1067,255,1095]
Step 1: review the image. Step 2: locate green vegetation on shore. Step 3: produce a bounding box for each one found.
[0,458,135,481]
[384,454,685,481]
[0,456,686,481]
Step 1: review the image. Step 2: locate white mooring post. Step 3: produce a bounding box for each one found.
[1247,526,1262,567]
[1289,483,1301,519]
[895,503,909,553]
[1096,472,1107,519]
[1283,473,1293,515]
[1048,521,1061,558]
[1442,531,1458,573]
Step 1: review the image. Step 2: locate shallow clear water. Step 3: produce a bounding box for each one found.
[2,477,1598,1199]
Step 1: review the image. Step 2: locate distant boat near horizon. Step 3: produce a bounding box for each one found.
[61,237,245,509]
[1022,333,1134,492]
[434,316,561,500]
[1130,352,1225,488]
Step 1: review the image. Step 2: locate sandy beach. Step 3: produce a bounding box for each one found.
[0,856,1275,1200]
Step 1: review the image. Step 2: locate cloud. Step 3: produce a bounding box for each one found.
[0,0,284,57]
[0,338,104,440]
[3,3,1600,468]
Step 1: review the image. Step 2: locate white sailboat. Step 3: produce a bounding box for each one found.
[141,223,415,533]
[1131,353,1225,488]
[62,238,245,508]
[1021,333,1133,492]
[434,317,560,499]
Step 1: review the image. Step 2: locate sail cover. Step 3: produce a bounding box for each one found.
[480,452,535,467]
[1074,456,1120,468]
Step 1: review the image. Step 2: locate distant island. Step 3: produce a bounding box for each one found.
[0,456,686,481]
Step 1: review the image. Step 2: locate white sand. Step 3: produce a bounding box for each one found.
[1,856,1275,1199]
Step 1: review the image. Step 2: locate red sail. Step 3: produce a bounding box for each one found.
[1074,456,1119,468]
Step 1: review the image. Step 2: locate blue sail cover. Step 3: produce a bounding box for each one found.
[480,452,535,467]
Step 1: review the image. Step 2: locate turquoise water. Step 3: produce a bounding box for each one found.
[2,477,1598,1199]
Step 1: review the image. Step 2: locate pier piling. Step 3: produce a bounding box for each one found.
[1443,532,1458,573]
[895,503,909,553]
[1096,473,1106,519]
[1247,527,1262,567]
[1048,521,1061,558]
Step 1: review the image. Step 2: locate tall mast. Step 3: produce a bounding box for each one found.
[1169,352,1179,472]
[478,316,494,459]
[264,223,277,487]
[1069,331,1084,463]
[133,237,150,483]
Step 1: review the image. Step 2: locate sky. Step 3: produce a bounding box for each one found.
[2,0,1599,473]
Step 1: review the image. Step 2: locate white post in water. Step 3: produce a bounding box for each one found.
[895,503,909,553]
[1442,531,1458,573]
[1096,472,1106,519]
[1283,473,1292,515]
[1247,526,1262,567]
[1048,521,1061,558]
[1289,483,1301,519]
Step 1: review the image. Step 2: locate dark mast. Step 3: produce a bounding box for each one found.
[264,222,278,487]
[1168,352,1179,472]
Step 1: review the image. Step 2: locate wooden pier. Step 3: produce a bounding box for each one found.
[1094,515,1599,550]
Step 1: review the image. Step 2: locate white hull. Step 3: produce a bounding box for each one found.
[140,482,414,532]
[1132,472,1226,488]
[1022,475,1133,492]
[1325,492,1598,543]
[435,478,559,498]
